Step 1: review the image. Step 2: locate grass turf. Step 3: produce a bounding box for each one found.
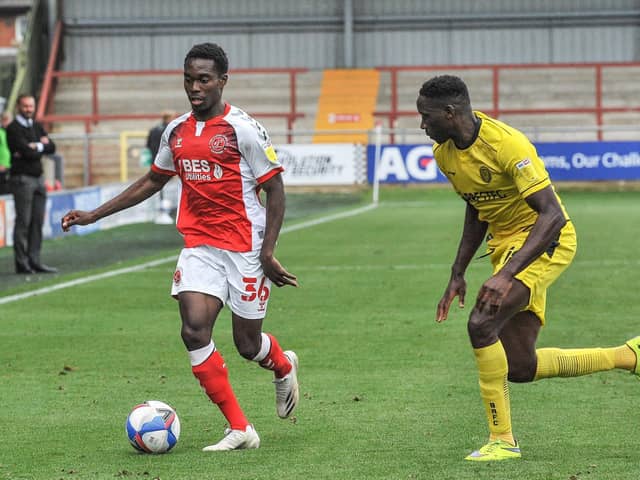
[0,186,639,479]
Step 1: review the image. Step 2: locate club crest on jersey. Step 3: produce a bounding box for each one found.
[209,134,227,154]
[173,267,182,285]
[175,137,183,148]
[479,166,492,183]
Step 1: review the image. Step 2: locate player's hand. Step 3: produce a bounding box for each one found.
[475,272,513,315]
[260,255,298,288]
[61,210,96,232]
[436,275,466,323]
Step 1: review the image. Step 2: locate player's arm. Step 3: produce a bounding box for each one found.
[259,173,298,288]
[476,185,566,312]
[498,185,565,278]
[437,202,488,322]
[61,170,171,231]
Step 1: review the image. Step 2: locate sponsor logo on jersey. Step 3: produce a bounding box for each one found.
[264,144,277,163]
[461,190,508,203]
[181,158,213,181]
[209,134,227,154]
[516,157,538,181]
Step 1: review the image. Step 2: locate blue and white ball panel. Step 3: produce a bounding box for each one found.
[125,401,180,454]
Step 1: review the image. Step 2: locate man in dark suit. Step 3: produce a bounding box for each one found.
[7,94,57,274]
[146,110,175,161]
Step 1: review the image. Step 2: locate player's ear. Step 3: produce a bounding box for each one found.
[444,104,456,119]
[219,74,229,85]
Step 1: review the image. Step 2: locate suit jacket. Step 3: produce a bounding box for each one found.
[146,122,167,159]
[7,117,56,178]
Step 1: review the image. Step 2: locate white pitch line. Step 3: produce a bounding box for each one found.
[280,203,377,233]
[0,257,177,305]
[0,203,378,305]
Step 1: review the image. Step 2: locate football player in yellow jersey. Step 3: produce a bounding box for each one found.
[417,75,640,461]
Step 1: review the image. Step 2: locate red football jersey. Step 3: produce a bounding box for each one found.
[151,103,284,252]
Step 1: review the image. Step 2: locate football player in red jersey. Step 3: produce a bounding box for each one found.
[62,43,299,451]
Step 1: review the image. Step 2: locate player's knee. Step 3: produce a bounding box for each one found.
[180,324,208,349]
[507,360,537,383]
[234,335,261,360]
[467,314,496,345]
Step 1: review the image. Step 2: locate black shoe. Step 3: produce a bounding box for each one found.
[16,264,35,274]
[30,263,58,273]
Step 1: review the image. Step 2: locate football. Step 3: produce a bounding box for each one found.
[125,400,181,453]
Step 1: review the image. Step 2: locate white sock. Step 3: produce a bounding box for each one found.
[251,333,271,362]
[188,341,215,366]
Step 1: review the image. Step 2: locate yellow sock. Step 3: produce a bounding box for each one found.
[534,345,635,380]
[473,341,515,445]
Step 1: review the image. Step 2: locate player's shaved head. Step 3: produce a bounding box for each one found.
[184,43,229,76]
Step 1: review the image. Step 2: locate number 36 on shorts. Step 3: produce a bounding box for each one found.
[241,276,270,302]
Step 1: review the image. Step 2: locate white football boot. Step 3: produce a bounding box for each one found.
[202,425,260,451]
[273,351,299,418]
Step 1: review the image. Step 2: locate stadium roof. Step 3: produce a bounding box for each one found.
[0,0,31,14]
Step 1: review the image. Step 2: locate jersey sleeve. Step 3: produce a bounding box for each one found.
[151,123,177,176]
[236,116,283,184]
[501,134,550,198]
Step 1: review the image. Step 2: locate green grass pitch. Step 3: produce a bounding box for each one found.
[0,187,638,480]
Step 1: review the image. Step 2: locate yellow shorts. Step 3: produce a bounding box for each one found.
[489,221,577,324]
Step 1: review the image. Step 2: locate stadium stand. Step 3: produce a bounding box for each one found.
[14,0,638,188]
[45,69,324,186]
[377,64,640,144]
[44,62,640,187]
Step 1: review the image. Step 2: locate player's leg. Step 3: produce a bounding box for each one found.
[171,246,256,451]
[465,278,530,462]
[499,310,541,383]
[232,313,299,419]
[534,339,638,380]
[226,250,299,420]
[178,292,255,449]
[506,224,637,379]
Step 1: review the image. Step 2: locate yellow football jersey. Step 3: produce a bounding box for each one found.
[434,111,569,240]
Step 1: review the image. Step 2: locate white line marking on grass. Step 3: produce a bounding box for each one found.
[0,256,177,305]
[281,203,377,233]
[0,203,378,305]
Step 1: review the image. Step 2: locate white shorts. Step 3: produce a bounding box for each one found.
[171,245,272,319]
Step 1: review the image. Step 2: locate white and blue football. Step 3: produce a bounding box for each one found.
[125,400,180,453]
